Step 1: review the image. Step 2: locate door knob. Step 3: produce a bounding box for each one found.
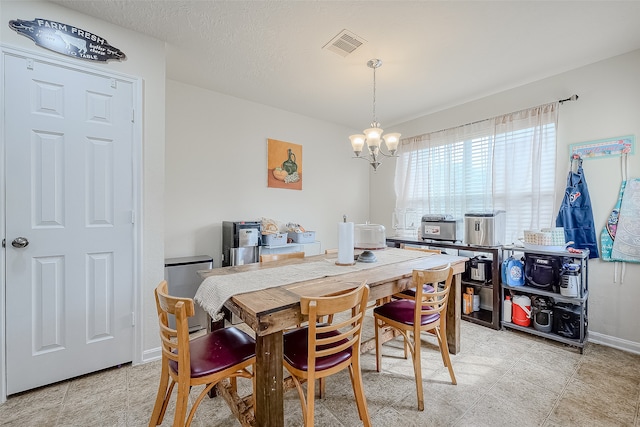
[11,237,29,248]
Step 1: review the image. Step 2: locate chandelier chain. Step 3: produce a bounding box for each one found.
[372,65,377,125]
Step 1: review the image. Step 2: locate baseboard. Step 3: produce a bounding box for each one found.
[588,331,640,355]
[140,347,161,364]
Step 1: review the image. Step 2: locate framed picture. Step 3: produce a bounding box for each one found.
[267,139,302,190]
[569,135,635,159]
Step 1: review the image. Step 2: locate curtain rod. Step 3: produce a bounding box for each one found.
[403,95,579,142]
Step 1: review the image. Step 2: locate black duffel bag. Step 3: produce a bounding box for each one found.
[524,254,561,292]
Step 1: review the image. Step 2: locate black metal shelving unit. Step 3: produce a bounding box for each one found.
[387,237,501,330]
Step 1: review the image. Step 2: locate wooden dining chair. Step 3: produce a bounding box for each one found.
[399,243,442,255]
[259,251,305,262]
[283,281,372,427]
[393,245,441,300]
[150,281,256,427]
[373,265,456,411]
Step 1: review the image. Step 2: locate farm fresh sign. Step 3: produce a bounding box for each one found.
[9,18,126,62]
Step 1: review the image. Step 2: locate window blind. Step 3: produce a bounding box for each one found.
[395,103,558,244]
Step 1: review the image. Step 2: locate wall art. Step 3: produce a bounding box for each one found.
[569,135,635,159]
[9,18,126,62]
[267,139,302,190]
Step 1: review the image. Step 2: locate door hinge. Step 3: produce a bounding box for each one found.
[131,312,136,327]
[2,239,5,248]
[131,108,135,123]
[26,58,34,70]
[131,210,135,224]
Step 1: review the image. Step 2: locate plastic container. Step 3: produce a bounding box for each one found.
[512,295,531,327]
[503,296,512,323]
[472,294,480,312]
[262,233,287,246]
[288,231,316,243]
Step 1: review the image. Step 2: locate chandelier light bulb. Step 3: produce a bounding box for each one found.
[349,134,366,156]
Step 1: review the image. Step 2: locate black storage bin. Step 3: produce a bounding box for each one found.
[525,254,561,292]
[553,303,583,339]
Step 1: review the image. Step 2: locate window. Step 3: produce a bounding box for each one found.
[395,103,558,244]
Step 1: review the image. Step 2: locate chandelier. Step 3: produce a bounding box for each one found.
[349,59,400,171]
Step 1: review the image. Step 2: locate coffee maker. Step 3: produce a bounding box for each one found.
[222,221,261,267]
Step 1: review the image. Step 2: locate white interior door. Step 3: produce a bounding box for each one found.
[4,52,135,394]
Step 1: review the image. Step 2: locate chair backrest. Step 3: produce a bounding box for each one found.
[400,244,442,254]
[300,281,369,371]
[260,251,305,263]
[412,265,453,324]
[154,280,193,372]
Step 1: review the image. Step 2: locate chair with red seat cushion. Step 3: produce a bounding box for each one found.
[394,245,441,299]
[150,281,256,427]
[373,265,456,411]
[283,281,371,427]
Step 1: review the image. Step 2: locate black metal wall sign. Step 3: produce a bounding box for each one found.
[9,18,126,62]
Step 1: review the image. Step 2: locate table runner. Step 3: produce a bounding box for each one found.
[195,248,431,320]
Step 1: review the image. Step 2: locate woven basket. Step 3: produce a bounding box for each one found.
[542,227,566,246]
[524,228,565,246]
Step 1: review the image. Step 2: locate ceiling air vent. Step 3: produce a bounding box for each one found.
[323,29,366,57]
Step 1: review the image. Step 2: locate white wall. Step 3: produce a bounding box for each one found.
[371,49,640,352]
[165,80,370,264]
[1,0,167,358]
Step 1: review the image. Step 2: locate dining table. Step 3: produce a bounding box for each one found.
[196,247,467,427]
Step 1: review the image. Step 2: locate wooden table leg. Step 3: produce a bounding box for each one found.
[254,331,284,427]
[446,273,461,354]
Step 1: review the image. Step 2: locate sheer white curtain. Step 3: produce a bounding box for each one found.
[395,102,558,244]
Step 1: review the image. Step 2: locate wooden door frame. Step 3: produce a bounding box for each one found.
[0,44,144,402]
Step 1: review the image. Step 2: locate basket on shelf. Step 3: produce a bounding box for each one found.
[522,228,567,251]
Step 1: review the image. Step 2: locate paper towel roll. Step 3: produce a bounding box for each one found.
[337,222,355,265]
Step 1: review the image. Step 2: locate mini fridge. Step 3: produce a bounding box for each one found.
[164,255,213,332]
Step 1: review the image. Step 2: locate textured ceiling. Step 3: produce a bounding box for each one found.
[47,1,640,130]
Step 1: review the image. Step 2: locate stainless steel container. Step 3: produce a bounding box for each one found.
[164,255,213,332]
[464,211,506,246]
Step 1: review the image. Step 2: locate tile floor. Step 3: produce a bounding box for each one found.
[2,318,639,427]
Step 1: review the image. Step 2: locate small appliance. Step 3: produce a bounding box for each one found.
[532,296,554,333]
[420,214,462,242]
[466,255,492,283]
[222,220,262,267]
[560,263,581,297]
[464,211,506,246]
